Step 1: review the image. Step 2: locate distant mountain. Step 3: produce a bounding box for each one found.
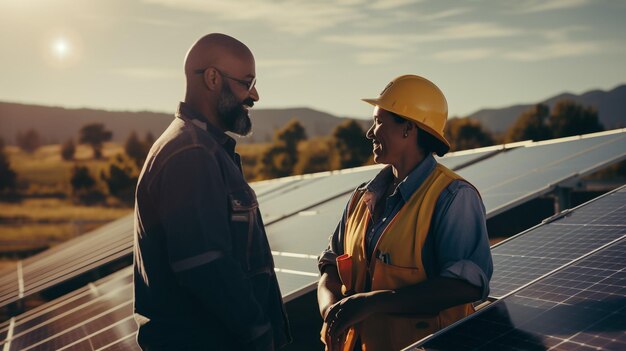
[4,84,622,146]
[467,85,626,134]
[0,102,369,145]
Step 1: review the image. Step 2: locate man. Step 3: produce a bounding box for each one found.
[317,75,493,351]
[133,33,291,351]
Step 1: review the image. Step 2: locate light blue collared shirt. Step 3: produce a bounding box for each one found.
[319,154,493,299]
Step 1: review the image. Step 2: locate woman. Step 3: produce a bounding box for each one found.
[317,75,493,351]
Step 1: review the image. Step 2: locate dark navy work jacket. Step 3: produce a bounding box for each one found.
[133,102,291,350]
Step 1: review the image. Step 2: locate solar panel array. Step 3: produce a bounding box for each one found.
[0,216,133,308]
[458,129,626,217]
[0,268,135,351]
[0,129,624,350]
[406,185,626,351]
[490,187,626,297]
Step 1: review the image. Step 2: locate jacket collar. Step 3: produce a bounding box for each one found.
[176,101,237,157]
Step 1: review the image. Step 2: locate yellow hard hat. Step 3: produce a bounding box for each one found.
[362,75,450,155]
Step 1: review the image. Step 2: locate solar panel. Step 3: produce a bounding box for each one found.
[489,185,626,298]
[0,268,134,351]
[407,236,626,351]
[250,177,308,198]
[457,129,626,218]
[269,194,350,299]
[0,215,133,309]
[259,147,499,223]
[0,193,346,350]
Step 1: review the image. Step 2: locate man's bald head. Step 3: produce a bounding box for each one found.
[182,33,258,135]
[184,33,254,78]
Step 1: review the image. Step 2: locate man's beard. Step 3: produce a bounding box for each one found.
[217,83,253,136]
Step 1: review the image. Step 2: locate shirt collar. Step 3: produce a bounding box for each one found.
[176,101,237,157]
[365,153,437,203]
[397,153,437,202]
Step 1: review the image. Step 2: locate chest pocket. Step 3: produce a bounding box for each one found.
[229,188,260,271]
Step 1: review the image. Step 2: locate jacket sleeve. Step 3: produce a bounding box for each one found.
[154,146,272,345]
[431,181,494,300]
[318,200,349,273]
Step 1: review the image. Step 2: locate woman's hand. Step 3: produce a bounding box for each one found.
[324,291,381,346]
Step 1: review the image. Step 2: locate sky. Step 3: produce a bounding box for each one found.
[1,0,625,120]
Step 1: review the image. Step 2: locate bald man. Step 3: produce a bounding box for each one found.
[133,33,291,351]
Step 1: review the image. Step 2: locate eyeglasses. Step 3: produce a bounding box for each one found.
[195,66,256,92]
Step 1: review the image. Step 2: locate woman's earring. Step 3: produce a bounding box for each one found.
[403,131,408,138]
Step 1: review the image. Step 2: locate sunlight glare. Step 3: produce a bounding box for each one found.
[53,38,70,59]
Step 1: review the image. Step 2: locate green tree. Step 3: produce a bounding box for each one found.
[274,119,307,150]
[144,132,155,149]
[70,165,96,190]
[61,139,76,161]
[548,100,604,138]
[16,129,42,153]
[79,123,113,159]
[256,119,307,179]
[295,146,331,174]
[125,131,147,167]
[0,138,17,193]
[101,154,139,205]
[445,118,494,152]
[506,104,552,143]
[330,120,371,170]
[70,165,106,204]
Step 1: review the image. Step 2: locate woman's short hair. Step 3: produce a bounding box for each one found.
[391,113,446,156]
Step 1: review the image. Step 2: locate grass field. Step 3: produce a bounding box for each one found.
[1,143,131,254]
[6,143,124,192]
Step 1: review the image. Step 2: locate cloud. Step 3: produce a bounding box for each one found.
[111,67,179,79]
[415,22,522,42]
[514,0,592,13]
[355,51,399,65]
[323,22,522,50]
[502,41,601,61]
[143,0,364,34]
[322,34,408,50]
[324,22,522,66]
[369,0,421,10]
[432,48,495,62]
[257,59,317,68]
[128,16,187,28]
[415,8,471,22]
[538,26,589,41]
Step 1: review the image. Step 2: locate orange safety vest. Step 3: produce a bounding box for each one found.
[328,163,474,351]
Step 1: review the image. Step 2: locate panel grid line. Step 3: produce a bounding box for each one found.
[2,318,14,351]
[16,262,23,300]
[20,301,132,351]
[55,315,135,351]
[95,332,136,351]
[7,283,129,345]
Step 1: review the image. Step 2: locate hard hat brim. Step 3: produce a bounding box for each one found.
[362,97,451,155]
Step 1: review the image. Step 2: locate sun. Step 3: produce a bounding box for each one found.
[52,37,70,59]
